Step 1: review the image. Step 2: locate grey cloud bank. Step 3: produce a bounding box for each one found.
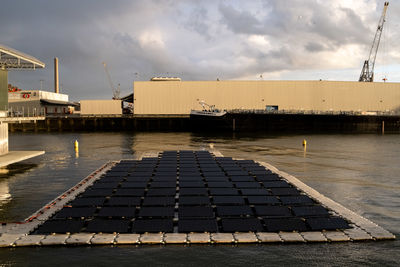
[1,0,399,101]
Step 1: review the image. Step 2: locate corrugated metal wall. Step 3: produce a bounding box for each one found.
[133,80,400,114]
[80,100,122,115]
[0,123,8,155]
[0,70,8,111]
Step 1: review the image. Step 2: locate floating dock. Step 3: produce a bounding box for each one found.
[0,151,45,168]
[0,150,395,247]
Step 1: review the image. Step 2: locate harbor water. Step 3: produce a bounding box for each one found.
[0,132,399,266]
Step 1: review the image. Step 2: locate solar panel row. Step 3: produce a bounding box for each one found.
[34,151,351,234]
[35,216,350,234]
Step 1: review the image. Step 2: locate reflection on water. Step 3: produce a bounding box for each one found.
[0,132,399,265]
[0,179,11,203]
[0,163,38,208]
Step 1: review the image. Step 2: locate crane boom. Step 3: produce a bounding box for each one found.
[102,62,120,99]
[359,2,389,82]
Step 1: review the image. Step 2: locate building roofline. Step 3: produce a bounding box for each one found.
[0,44,45,69]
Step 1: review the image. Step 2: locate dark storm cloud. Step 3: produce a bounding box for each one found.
[219,4,264,35]
[305,42,327,52]
[219,1,371,46]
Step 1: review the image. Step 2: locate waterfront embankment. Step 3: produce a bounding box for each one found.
[7,114,400,133]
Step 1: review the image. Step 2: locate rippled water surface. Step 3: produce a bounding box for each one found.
[0,132,399,266]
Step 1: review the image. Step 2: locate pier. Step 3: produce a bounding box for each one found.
[0,150,395,247]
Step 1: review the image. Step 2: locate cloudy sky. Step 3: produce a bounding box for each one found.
[1,0,399,101]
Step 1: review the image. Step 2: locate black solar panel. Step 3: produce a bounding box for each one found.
[230,176,256,182]
[142,197,176,206]
[179,181,205,188]
[280,196,315,205]
[226,171,249,176]
[114,189,145,197]
[270,188,300,196]
[178,219,218,233]
[221,218,263,232]
[150,181,176,188]
[98,176,124,183]
[132,219,174,233]
[202,172,225,177]
[179,188,208,196]
[255,174,280,181]
[209,188,239,196]
[262,181,291,188]
[139,207,175,217]
[80,188,114,197]
[264,218,308,232]
[125,176,151,182]
[85,219,130,233]
[105,171,129,177]
[216,206,253,217]
[70,197,106,207]
[240,188,271,196]
[153,172,177,177]
[106,197,141,206]
[252,170,273,175]
[146,188,176,196]
[247,196,280,205]
[35,220,84,234]
[254,206,292,217]
[179,196,210,206]
[213,196,245,205]
[179,173,201,177]
[222,167,243,171]
[306,217,351,230]
[234,182,261,188]
[54,207,97,219]
[130,172,153,177]
[207,182,233,188]
[178,206,214,218]
[120,182,148,188]
[178,176,203,181]
[292,206,330,217]
[98,207,136,218]
[152,177,177,182]
[90,182,120,189]
[204,176,229,182]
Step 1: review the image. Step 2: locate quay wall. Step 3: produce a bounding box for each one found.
[7,114,400,133]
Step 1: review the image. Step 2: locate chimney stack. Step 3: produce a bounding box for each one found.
[54,57,59,93]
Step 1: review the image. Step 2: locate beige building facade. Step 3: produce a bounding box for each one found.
[133,80,400,115]
[80,100,122,115]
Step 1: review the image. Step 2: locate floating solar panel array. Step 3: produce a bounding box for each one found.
[34,151,351,234]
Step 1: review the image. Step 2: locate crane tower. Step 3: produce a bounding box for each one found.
[359,2,389,82]
[102,62,120,99]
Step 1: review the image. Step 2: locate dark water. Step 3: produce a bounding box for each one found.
[0,132,399,266]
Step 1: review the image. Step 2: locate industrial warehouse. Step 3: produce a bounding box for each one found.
[132,80,400,115]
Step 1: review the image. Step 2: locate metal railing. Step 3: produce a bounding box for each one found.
[4,106,46,118]
[227,109,400,116]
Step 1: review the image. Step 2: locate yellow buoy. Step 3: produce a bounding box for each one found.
[302,139,307,147]
[74,140,79,151]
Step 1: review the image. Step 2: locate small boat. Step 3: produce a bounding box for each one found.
[190,101,227,117]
